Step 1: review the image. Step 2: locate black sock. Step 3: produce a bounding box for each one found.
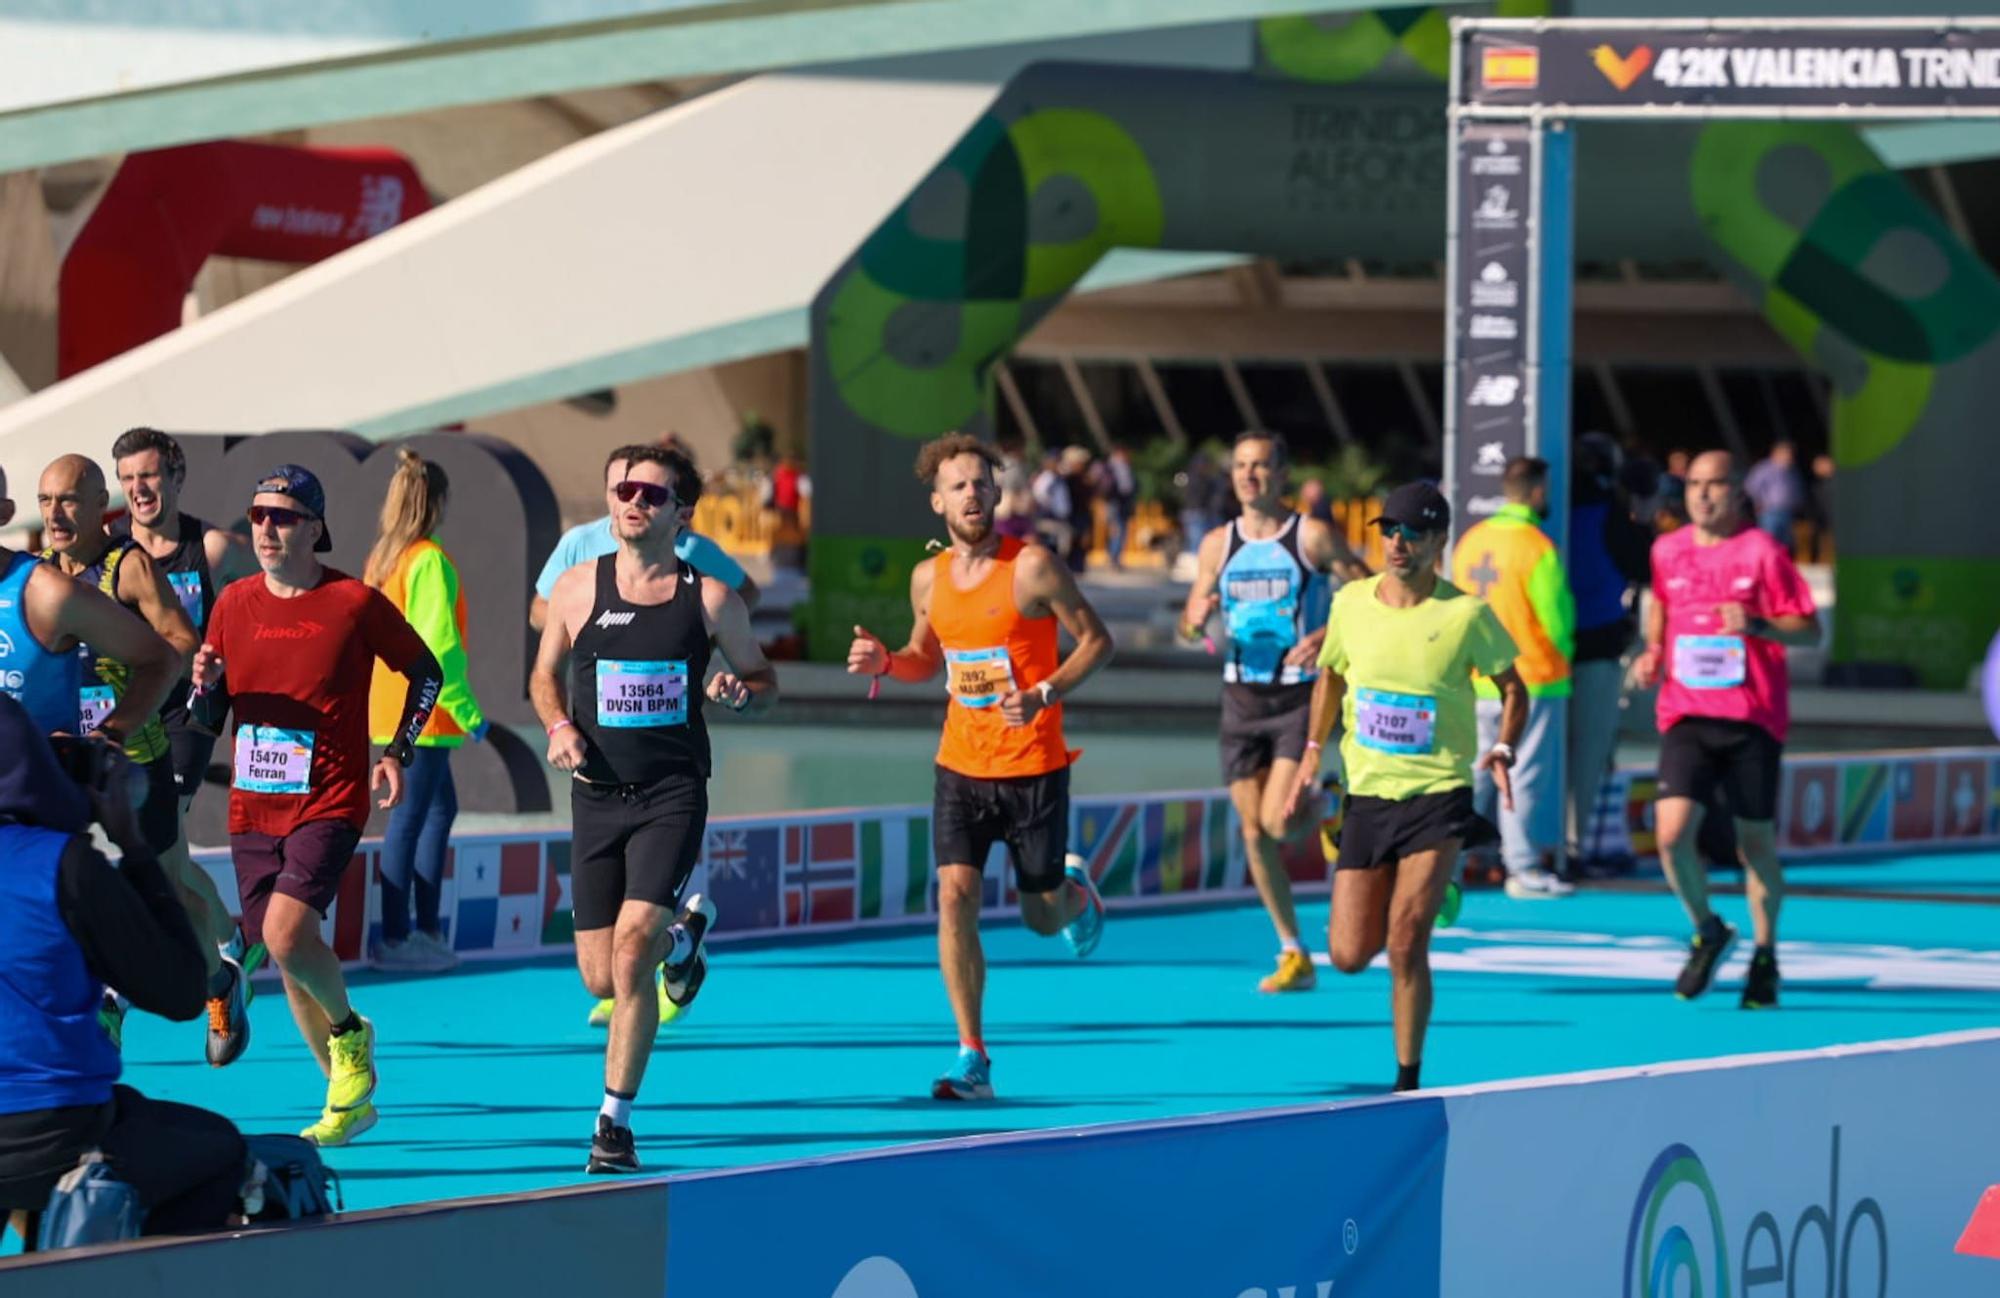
[1395,1061,1421,1092]
[330,1012,362,1036]
[1754,943,1776,961]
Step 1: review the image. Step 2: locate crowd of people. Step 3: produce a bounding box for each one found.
[0,421,1820,1248]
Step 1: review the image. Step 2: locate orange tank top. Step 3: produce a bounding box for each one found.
[930,537,1070,779]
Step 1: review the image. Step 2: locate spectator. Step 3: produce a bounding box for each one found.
[1100,446,1138,569]
[1658,449,1692,527]
[1295,477,1335,527]
[1450,456,1576,898]
[0,696,245,1249]
[770,455,802,529]
[1567,434,1652,869]
[1060,445,1096,572]
[994,438,1036,541]
[1745,440,1805,546]
[365,450,486,972]
[1809,453,1835,561]
[1176,453,1220,556]
[1031,451,1074,559]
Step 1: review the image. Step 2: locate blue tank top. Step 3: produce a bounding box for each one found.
[1569,502,1630,633]
[0,823,120,1115]
[1219,515,1329,687]
[0,551,81,734]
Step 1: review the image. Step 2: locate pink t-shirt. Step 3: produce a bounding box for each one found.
[1651,526,1816,742]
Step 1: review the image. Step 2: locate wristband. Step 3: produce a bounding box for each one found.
[867,654,891,701]
[547,718,575,737]
[1304,739,1323,753]
[385,738,416,768]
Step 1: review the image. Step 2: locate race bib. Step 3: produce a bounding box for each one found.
[1354,687,1437,755]
[79,685,115,732]
[1674,634,1747,690]
[233,725,315,795]
[167,570,205,630]
[945,647,1017,708]
[597,659,688,728]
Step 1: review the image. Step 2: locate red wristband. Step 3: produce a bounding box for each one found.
[546,718,575,737]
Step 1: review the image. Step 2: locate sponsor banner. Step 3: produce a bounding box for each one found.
[1466,25,2000,113]
[188,751,2000,962]
[1449,121,1532,538]
[1439,1031,2000,1297]
[667,1097,1447,1298]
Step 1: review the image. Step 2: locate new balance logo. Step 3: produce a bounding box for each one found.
[594,610,636,629]
[1466,374,1520,407]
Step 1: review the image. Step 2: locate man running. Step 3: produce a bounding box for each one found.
[1634,450,1818,1008]
[111,427,265,1063]
[1285,483,1527,1092]
[0,465,177,742]
[1180,431,1368,992]
[847,434,1112,1102]
[190,465,442,1146]
[39,452,255,1065]
[531,445,776,1174]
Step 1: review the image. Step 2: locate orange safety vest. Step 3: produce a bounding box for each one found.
[930,536,1070,779]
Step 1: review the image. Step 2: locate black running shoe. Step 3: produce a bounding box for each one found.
[205,954,251,1067]
[1740,948,1780,1009]
[663,892,716,1010]
[586,1115,640,1175]
[1675,918,1738,1000]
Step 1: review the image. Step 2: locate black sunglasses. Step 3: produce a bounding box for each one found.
[1376,521,1437,543]
[613,480,676,510]
[247,505,316,528]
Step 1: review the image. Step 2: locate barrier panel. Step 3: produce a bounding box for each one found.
[15,1030,1991,1296]
[188,748,2000,965]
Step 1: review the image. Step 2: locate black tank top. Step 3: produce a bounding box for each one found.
[113,512,215,724]
[569,553,711,785]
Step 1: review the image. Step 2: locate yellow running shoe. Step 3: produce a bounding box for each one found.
[587,997,616,1027]
[325,1016,377,1113]
[587,970,686,1028]
[1259,949,1318,993]
[301,1102,377,1147]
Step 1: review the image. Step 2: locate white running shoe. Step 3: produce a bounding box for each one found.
[1503,868,1576,900]
[409,930,461,971]
[368,938,436,971]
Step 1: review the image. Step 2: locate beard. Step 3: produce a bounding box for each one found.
[946,511,993,546]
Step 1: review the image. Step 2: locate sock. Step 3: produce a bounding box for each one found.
[1395,1061,1422,1093]
[665,925,693,967]
[205,961,234,999]
[1279,935,1304,955]
[330,1012,362,1037]
[1754,943,1776,961]
[600,1088,635,1128]
[959,1039,987,1060]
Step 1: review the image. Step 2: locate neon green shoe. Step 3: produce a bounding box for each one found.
[98,993,126,1051]
[301,1101,377,1147]
[1435,879,1464,929]
[325,1016,377,1113]
[586,970,686,1028]
[587,996,616,1027]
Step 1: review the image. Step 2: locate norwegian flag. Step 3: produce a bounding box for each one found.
[782,822,857,927]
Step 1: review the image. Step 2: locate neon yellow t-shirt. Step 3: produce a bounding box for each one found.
[1317,575,1517,800]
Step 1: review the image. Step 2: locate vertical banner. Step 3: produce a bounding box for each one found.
[1447,120,1534,539]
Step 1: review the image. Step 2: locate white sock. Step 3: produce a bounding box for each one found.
[600,1090,634,1127]
[1279,936,1304,955]
[665,926,693,967]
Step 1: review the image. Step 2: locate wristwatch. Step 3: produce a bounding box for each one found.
[1488,742,1516,767]
[1035,680,1058,707]
[385,737,416,768]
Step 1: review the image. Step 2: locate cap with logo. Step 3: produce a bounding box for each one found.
[1375,481,1450,533]
[251,464,333,552]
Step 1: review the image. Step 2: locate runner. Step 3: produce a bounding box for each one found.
[847,434,1113,1102]
[1285,482,1527,1092]
[112,427,267,1064]
[0,464,176,744]
[189,465,443,1146]
[1633,450,1819,1008]
[39,452,256,1065]
[1180,431,1368,993]
[530,445,776,1174]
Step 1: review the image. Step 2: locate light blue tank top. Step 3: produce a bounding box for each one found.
[1218,515,1329,688]
[0,550,82,733]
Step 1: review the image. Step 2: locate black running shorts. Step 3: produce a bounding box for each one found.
[932,764,1070,894]
[1219,681,1314,783]
[570,772,708,931]
[1655,717,1782,822]
[1336,786,1497,871]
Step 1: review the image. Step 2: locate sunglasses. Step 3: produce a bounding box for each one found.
[247,505,316,529]
[1377,522,1436,543]
[613,480,676,510]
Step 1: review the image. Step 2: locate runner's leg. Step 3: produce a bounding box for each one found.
[1383,842,1459,1078]
[1327,865,1392,974]
[1654,796,1713,928]
[1254,760,1307,941]
[1736,820,1783,947]
[605,899,673,1095]
[937,864,987,1046]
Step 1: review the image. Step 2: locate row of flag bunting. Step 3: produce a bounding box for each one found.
[190,752,2000,963]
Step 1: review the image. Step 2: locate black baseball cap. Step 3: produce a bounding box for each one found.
[1375,481,1450,533]
[251,464,333,552]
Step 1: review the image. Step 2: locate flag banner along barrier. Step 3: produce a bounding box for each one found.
[188,750,2000,964]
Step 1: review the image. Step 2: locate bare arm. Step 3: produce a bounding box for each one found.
[702,578,777,718]
[1474,665,1530,812]
[1284,669,1349,819]
[118,546,198,666]
[846,561,944,684]
[1301,516,1371,583]
[528,569,582,732]
[204,526,258,585]
[1015,543,1114,701]
[528,594,550,633]
[30,565,175,737]
[735,571,762,612]
[1179,526,1226,637]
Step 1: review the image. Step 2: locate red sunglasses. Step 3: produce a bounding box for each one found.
[247,505,316,528]
[613,480,676,510]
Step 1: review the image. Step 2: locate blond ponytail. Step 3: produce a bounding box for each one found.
[365,448,449,587]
